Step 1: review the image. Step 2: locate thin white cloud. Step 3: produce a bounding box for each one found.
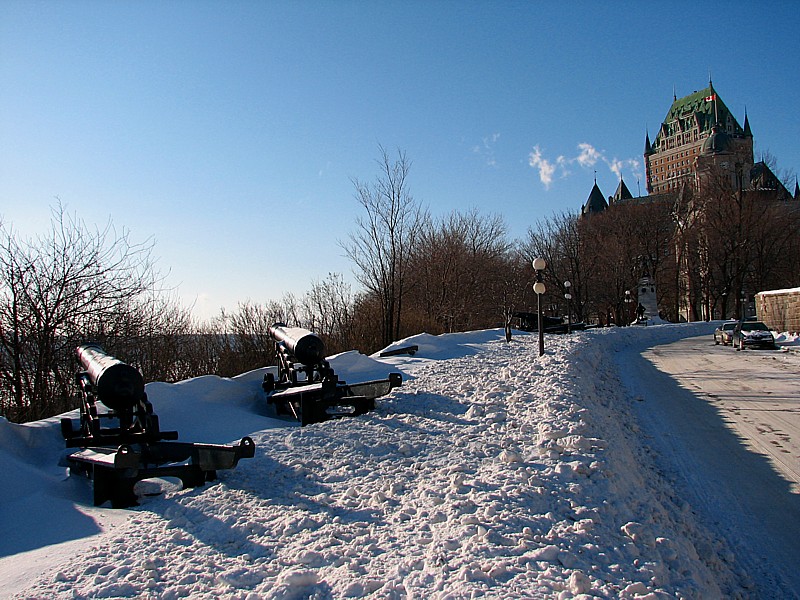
[528,145,556,189]
[576,143,601,168]
[528,142,643,190]
[610,157,641,180]
[474,133,501,166]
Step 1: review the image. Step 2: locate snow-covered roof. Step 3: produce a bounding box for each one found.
[757,287,800,296]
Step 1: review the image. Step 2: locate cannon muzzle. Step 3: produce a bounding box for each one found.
[268,323,326,366]
[76,344,145,411]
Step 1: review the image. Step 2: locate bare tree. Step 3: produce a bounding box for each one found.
[341,146,425,347]
[221,300,279,375]
[301,273,355,354]
[408,208,511,333]
[521,211,595,323]
[697,168,800,320]
[487,249,529,340]
[0,204,169,422]
[108,291,195,382]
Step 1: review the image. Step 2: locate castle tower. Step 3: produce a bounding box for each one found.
[644,82,754,194]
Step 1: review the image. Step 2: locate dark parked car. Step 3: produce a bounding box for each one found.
[713,321,736,346]
[512,312,586,334]
[732,321,776,350]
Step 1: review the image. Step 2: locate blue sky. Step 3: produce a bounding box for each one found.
[2,1,798,319]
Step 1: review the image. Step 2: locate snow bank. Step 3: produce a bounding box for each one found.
[775,332,800,347]
[2,325,756,598]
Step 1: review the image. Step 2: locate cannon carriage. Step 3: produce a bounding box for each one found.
[263,323,402,426]
[61,344,254,508]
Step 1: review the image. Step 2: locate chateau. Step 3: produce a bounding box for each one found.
[582,80,797,216]
[578,81,798,323]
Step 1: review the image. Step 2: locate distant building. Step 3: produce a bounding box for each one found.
[579,80,798,322]
[645,81,755,194]
[582,79,796,217]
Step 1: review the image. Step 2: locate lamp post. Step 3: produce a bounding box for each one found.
[625,290,633,325]
[564,280,572,334]
[532,257,546,356]
[721,291,727,320]
[741,293,747,322]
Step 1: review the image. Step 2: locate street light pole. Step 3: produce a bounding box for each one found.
[532,257,547,356]
[741,293,747,321]
[564,280,572,334]
[625,290,633,325]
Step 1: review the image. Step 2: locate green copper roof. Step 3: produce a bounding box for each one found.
[653,86,744,146]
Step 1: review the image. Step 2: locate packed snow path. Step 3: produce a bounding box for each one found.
[617,333,800,598]
[3,324,794,598]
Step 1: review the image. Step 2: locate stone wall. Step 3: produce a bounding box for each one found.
[756,288,800,333]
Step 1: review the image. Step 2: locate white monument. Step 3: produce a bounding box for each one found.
[635,275,662,324]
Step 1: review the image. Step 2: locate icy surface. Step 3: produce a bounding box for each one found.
[1,324,793,598]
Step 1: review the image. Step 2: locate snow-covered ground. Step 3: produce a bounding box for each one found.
[0,324,796,598]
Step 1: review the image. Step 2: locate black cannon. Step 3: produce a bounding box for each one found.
[263,323,402,426]
[61,344,177,447]
[269,323,327,368]
[61,344,255,508]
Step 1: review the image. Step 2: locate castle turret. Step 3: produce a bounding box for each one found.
[582,181,608,216]
[612,178,633,204]
[644,131,654,193]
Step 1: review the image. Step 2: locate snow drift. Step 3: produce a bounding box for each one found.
[0,323,780,598]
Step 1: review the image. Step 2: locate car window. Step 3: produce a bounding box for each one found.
[722,323,735,331]
[742,322,769,331]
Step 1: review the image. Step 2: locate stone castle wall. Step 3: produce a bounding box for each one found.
[756,288,800,333]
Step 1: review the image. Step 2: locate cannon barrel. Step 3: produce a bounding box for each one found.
[268,323,326,367]
[76,344,145,411]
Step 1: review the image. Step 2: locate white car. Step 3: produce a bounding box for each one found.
[713,322,736,346]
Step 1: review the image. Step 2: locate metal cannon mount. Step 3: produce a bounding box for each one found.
[263,323,402,426]
[61,344,255,508]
